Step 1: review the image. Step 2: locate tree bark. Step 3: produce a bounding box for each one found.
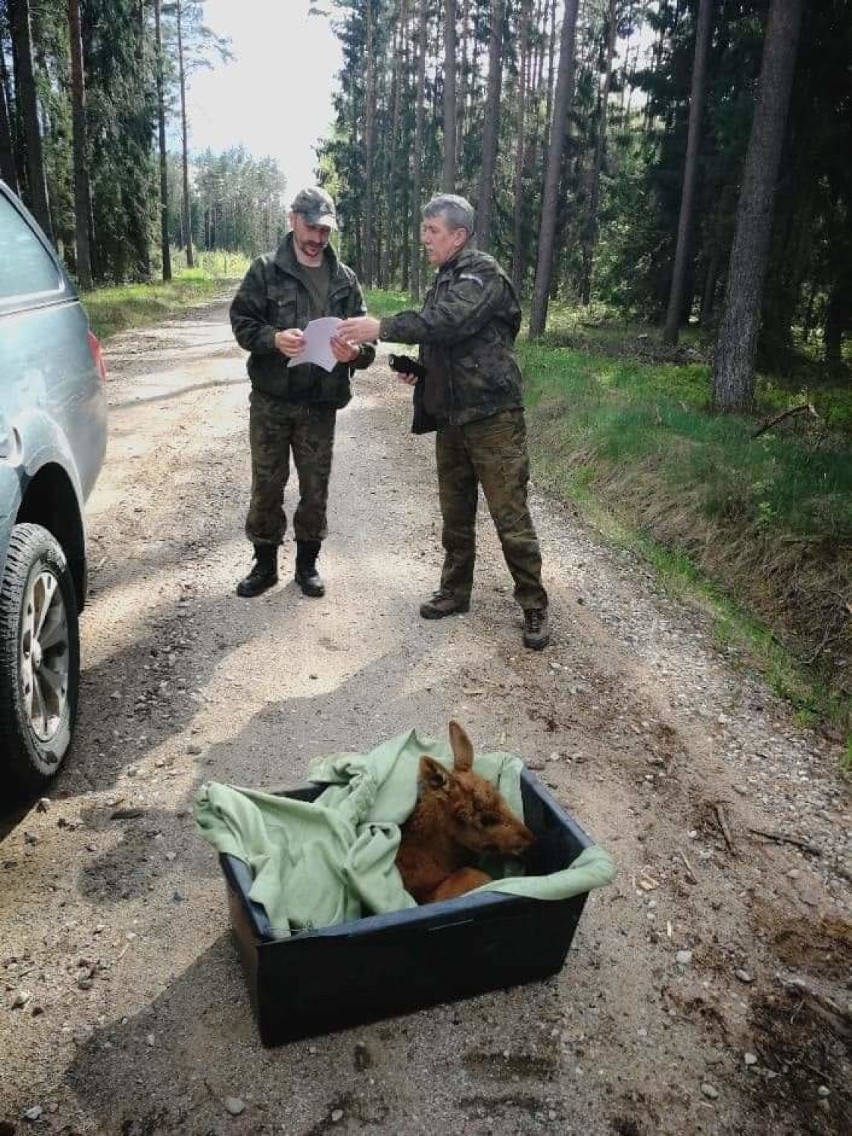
[824,269,851,369]
[67,0,92,289]
[476,0,503,250]
[0,47,17,192]
[529,0,580,338]
[9,0,53,241]
[712,0,803,412]
[511,0,531,292]
[579,0,618,306]
[381,1,406,286]
[442,0,457,190]
[662,0,713,343]
[176,0,194,268]
[154,0,172,281]
[363,0,376,287]
[411,0,428,301]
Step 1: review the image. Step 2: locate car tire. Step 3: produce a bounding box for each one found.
[0,523,80,794]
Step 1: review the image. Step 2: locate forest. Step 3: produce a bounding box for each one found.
[1,1,850,716]
[1,1,850,406]
[0,1,287,283]
[316,0,851,409]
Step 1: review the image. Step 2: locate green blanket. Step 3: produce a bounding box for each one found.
[194,728,615,938]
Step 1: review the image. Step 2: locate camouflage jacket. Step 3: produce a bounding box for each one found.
[229,234,375,408]
[379,246,523,426]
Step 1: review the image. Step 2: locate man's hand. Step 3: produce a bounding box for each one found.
[274,328,306,358]
[337,315,380,344]
[330,334,360,364]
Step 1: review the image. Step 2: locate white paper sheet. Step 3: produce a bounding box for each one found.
[287,317,343,373]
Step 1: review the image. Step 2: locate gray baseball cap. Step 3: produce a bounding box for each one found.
[290,186,338,229]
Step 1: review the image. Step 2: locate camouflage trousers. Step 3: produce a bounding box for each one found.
[435,408,548,611]
[245,389,337,546]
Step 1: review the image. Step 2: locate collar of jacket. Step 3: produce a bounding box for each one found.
[274,231,343,281]
[436,243,481,280]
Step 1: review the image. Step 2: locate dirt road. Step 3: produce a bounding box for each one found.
[1,301,849,1136]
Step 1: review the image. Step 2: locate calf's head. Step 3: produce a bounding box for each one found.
[417,721,535,857]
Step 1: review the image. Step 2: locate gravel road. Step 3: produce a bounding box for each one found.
[1,300,849,1136]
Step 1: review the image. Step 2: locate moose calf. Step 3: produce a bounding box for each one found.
[396,721,535,903]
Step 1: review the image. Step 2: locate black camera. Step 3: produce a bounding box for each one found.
[388,353,426,381]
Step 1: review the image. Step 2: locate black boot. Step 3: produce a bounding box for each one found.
[236,544,278,598]
[294,539,325,597]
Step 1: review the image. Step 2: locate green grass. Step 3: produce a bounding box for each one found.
[519,343,851,543]
[85,252,248,340]
[519,338,851,735]
[364,288,414,319]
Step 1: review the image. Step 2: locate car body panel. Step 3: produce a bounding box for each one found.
[0,181,107,596]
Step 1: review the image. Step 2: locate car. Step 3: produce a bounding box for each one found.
[0,180,107,797]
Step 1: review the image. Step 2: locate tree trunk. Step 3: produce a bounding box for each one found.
[711,0,803,413]
[9,0,53,241]
[154,0,172,281]
[381,2,406,286]
[363,0,376,287]
[457,0,469,180]
[0,47,17,192]
[511,1,531,292]
[529,0,580,338]
[442,0,457,190]
[579,0,617,306]
[662,0,713,343]
[824,269,852,369]
[411,0,428,301]
[176,1,194,268]
[476,0,503,250]
[67,0,92,290]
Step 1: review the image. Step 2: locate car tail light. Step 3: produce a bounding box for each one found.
[88,329,108,383]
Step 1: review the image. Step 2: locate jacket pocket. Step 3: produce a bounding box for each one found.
[268,296,297,329]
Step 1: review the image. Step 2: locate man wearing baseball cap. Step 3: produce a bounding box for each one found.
[230,187,375,598]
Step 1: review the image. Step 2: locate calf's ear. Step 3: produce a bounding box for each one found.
[419,755,450,791]
[448,721,474,772]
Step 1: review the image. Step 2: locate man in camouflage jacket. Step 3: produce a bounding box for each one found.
[339,193,549,650]
[230,186,375,599]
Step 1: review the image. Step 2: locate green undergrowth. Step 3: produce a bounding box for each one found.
[85,254,248,340]
[519,339,851,736]
[364,288,413,320]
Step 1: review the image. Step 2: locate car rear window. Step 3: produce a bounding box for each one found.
[0,193,64,302]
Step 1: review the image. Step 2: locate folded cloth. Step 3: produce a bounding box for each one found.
[194,728,615,938]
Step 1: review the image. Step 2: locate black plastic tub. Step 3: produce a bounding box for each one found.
[219,768,594,1046]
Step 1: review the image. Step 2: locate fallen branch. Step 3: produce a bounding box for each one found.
[783,978,852,1039]
[748,828,822,856]
[806,603,850,664]
[751,403,820,439]
[679,850,698,884]
[714,804,735,854]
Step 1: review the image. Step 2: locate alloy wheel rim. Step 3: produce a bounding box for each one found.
[19,569,69,742]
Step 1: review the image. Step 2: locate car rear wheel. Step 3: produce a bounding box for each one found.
[0,523,80,794]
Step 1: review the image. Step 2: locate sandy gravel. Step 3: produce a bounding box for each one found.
[1,299,849,1136]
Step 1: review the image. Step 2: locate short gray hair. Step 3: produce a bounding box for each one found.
[423,194,475,236]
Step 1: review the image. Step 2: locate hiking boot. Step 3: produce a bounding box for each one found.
[419,590,470,620]
[522,608,550,650]
[295,539,325,597]
[236,544,278,598]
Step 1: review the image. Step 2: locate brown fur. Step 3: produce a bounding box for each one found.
[396,721,535,904]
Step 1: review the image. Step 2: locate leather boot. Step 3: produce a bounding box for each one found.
[419,590,470,619]
[522,608,550,650]
[294,539,325,597]
[236,544,278,598]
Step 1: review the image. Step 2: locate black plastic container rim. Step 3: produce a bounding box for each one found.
[220,767,592,943]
